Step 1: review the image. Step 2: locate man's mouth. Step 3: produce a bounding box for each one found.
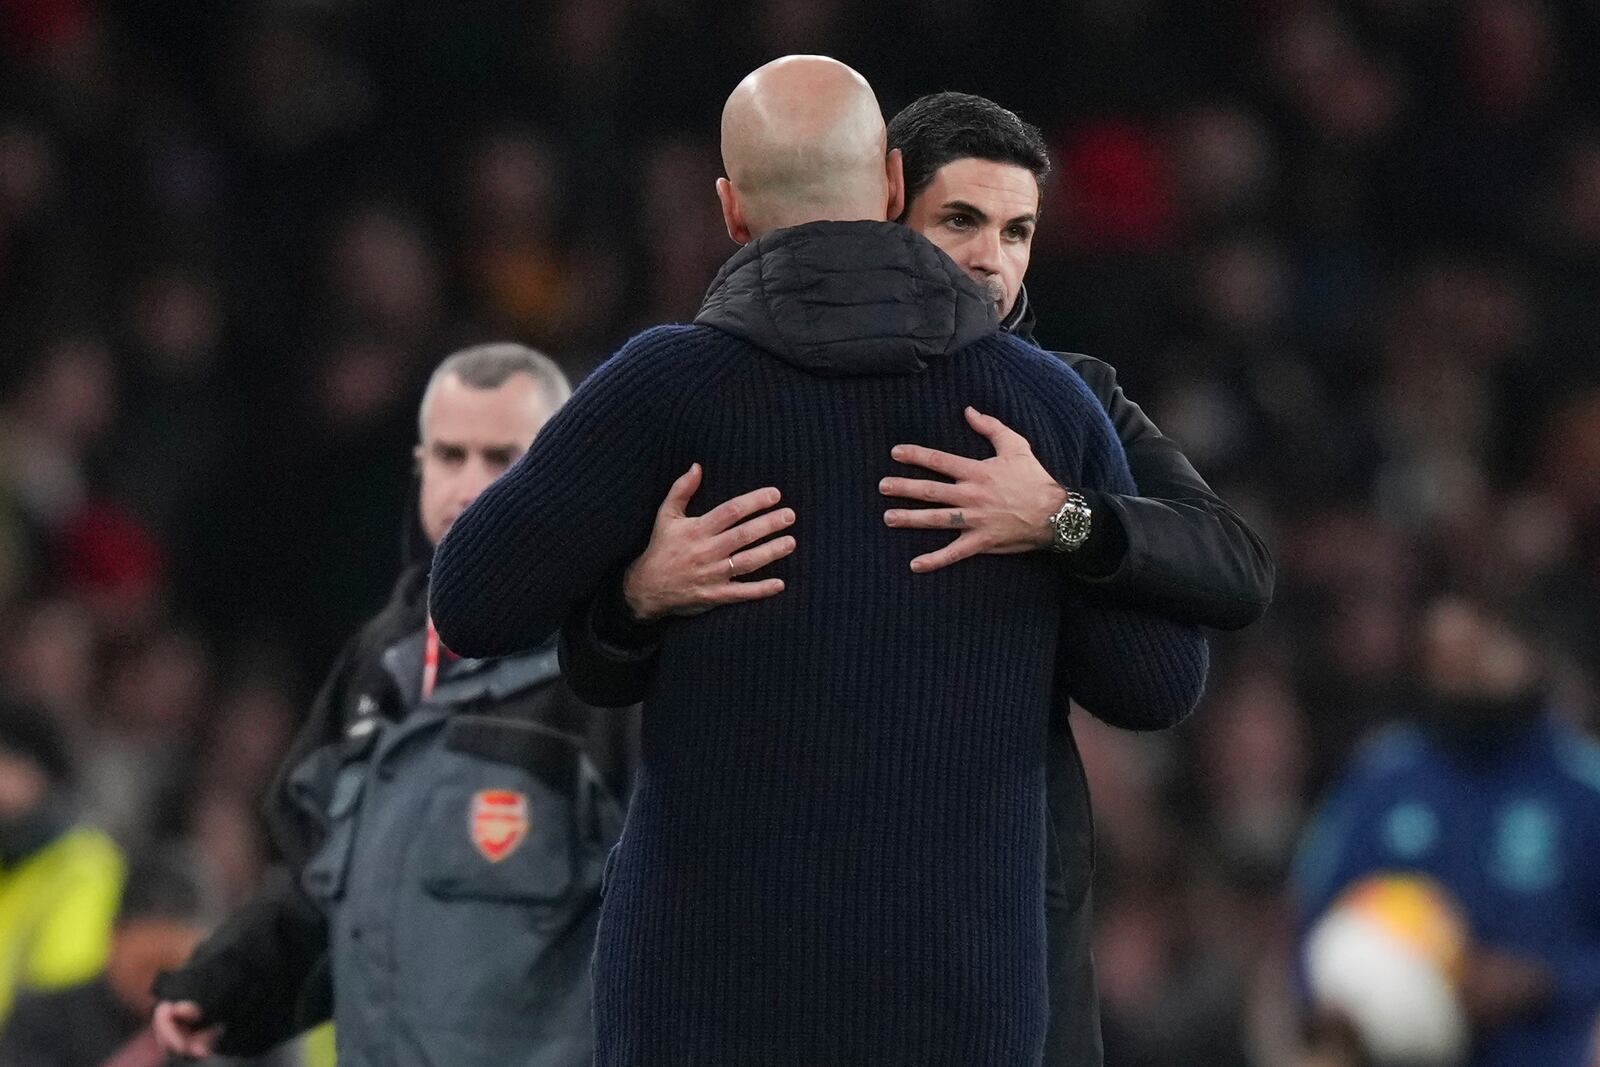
[979,275,1006,307]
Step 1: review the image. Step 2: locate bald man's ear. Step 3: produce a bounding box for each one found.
[885,148,905,222]
[716,177,753,245]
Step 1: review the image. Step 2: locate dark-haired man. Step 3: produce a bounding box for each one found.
[558,91,1271,1065]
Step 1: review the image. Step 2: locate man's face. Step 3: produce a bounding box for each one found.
[903,157,1039,318]
[416,373,553,546]
[107,918,204,1017]
[1420,598,1538,701]
[0,749,46,820]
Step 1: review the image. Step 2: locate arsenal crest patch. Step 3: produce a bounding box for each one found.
[470,789,530,863]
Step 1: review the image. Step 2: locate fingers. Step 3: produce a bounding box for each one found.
[657,463,704,521]
[699,486,782,534]
[152,1004,184,1052]
[710,507,795,556]
[154,1002,219,1058]
[706,577,786,604]
[909,534,985,574]
[965,406,1033,456]
[883,508,971,531]
[728,535,797,577]
[188,1028,223,1059]
[879,476,967,506]
[889,443,980,480]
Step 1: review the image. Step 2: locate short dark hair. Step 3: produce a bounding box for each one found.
[888,92,1051,220]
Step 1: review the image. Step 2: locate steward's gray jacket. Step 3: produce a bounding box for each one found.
[156,565,639,1067]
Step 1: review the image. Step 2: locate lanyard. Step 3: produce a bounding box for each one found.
[422,618,442,699]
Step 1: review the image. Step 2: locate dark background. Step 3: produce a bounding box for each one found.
[1,1,1598,1062]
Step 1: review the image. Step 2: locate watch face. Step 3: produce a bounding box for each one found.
[1052,496,1091,552]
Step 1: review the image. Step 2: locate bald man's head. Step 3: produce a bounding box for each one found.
[716,56,904,242]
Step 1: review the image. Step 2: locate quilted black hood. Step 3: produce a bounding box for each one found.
[694,220,998,376]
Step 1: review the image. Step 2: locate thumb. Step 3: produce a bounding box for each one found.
[171,1001,206,1024]
[965,406,1032,457]
[659,463,703,520]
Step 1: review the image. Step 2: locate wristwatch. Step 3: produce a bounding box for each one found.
[1046,491,1093,553]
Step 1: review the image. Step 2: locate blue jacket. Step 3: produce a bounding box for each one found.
[1293,714,1600,1067]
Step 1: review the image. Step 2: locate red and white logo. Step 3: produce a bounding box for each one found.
[470,789,530,863]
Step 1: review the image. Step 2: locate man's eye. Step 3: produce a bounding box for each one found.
[1005,226,1033,242]
[945,214,973,229]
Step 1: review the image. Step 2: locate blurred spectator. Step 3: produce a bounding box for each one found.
[55,501,164,639]
[1293,594,1600,1067]
[324,202,441,348]
[636,136,733,325]
[0,696,124,1028]
[112,265,232,539]
[0,597,94,730]
[0,848,211,1067]
[1194,664,1313,881]
[80,627,208,843]
[1168,103,1276,233]
[0,334,116,530]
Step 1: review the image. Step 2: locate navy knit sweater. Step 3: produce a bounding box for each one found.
[430,221,1208,1066]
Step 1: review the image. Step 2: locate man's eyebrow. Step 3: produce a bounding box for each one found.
[940,200,990,223]
[940,201,1039,228]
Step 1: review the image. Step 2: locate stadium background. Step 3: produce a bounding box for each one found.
[1,0,1598,1063]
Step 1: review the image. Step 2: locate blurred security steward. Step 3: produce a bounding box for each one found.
[151,344,638,1067]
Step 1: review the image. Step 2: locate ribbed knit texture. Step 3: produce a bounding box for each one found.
[430,223,1207,1066]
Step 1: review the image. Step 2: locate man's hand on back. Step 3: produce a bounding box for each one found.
[880,406,1069,573]
[623,463,797,622]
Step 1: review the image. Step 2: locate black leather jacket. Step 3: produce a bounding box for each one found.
[1003,285,1275,627]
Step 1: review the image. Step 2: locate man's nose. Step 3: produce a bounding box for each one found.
[968,228,1004,271]
[458,465,499,509]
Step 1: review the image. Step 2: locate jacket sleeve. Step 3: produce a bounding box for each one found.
[1036,356,1211,731]
[1054,598,1209,731]
[152,866,329,1056]
[430,330,683,659]
[1064,355,1275,631]
[558,573,662,708]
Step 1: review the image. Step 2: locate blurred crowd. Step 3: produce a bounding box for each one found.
[1,0,1598,1064]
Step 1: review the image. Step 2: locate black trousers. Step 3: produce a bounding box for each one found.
[1043,716,1103,1067]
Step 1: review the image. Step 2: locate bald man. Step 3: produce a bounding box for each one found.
[430,57,1208,1066]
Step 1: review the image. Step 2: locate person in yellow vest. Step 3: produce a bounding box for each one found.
[0,695,125,1028]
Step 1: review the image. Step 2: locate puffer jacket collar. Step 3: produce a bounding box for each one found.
[695,220,997,376]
